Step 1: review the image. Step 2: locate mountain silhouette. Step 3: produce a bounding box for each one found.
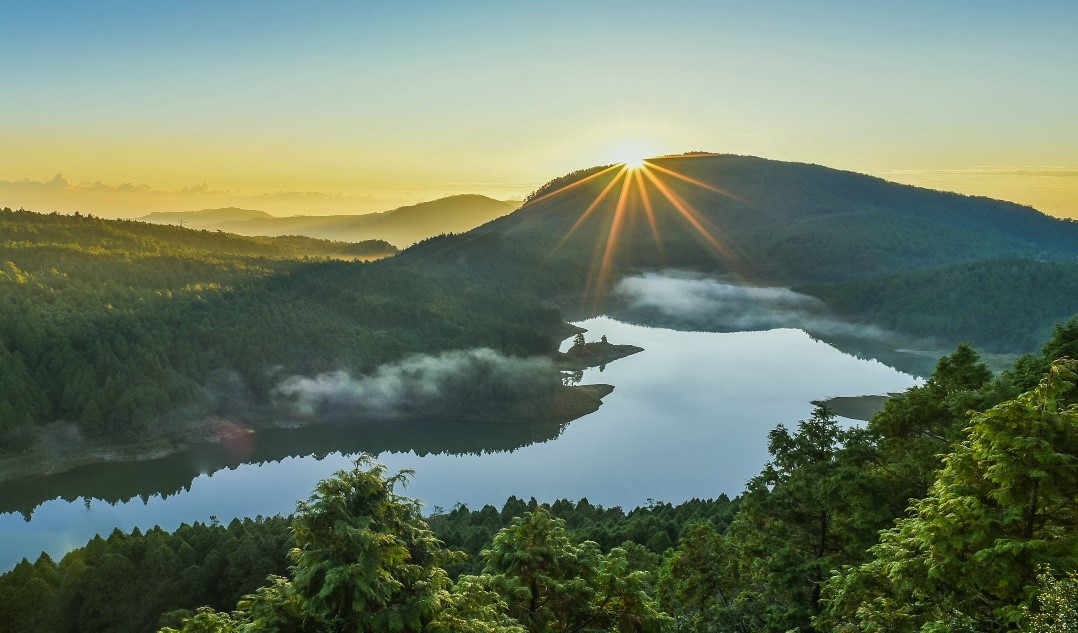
[140,195,519,247]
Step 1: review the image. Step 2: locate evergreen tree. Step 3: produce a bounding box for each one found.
[822,360,1078,631]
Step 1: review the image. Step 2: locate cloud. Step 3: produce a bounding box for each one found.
[0,174,222,195]
[613,271,891,339]
[251,189,362,201]
[273,348,558,418]
[0,173,418,217]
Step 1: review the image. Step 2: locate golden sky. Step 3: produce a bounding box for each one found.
[2,2,1076,219]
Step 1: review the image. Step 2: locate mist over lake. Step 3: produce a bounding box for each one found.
[0,317,917,571]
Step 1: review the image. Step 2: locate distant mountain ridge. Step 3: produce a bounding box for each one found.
[138,207,273,224]
[137,194,519,247]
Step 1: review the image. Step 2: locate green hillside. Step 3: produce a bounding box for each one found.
[477,154,1078,282]
[801,258,1078,351]
[0,208,559,450]
[401,155,1078,352]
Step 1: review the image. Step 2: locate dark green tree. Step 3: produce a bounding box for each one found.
[657,523,754,633]
[482,509,666,633]
[727,405,888,632]
[869,342,993,504]
[822,360,1078,631]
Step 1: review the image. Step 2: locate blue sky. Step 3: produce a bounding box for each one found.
[2,1,1077,216]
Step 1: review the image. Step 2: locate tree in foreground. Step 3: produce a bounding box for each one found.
[162,457,667,633]
[821,359,1078,632]
[482,508,667,633]
[162,456,455,632]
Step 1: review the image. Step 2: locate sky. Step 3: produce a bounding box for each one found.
[2,1,1077,218]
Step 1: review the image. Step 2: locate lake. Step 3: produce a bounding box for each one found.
[0,317,919,571]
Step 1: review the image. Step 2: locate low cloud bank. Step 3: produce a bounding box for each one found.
[613,271,890,339]
[274,348,557,418]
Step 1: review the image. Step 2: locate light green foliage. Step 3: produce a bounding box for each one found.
[158,606,241,633]
[482,509,599,632]
[822,360,1078,632]
[430,575,526,633]
[288,457,454,633]
[481,508,668,633]
[235,575,306,632]
[1006,316,1078,399]
[1021,568,1078,632]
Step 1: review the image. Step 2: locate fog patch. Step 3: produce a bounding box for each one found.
[39,421,84,453]
[613,271,891,339]
[274,348,558,418]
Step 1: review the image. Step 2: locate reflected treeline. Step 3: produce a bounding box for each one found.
[592,303,942,379]
[0,397,590,520]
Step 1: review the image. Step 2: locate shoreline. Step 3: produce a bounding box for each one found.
[0,382,624,487]
[0,324,639,485]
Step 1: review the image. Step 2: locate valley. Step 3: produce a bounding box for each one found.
[2,154,1076,633]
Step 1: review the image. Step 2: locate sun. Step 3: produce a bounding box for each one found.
[530,152,744,310]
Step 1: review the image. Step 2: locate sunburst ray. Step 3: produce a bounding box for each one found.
[594,167,636,296]
[557,166,628,249]
[642,161,741,200]
[524,164,622,207]
[640,166,735,261]
[633,169,664,261]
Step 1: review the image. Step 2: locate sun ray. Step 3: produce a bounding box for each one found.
[524,164,623,207]
[548,153,758,307]
[557,166,628,248]
[594,167,636,295]
[642,161,741,200]
[641,166,735,260]
[633,169,664,261]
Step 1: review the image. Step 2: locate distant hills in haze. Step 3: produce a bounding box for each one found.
[136,195,520,247]
[138,207,274,225]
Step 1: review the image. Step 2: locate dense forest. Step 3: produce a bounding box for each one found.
[799,258,1078,351]
[2,319,1075,632]
[0,208,562,450]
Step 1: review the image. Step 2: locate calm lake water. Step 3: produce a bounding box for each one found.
[0,317,919,571]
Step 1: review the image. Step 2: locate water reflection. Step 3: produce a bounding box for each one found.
[0,412,577,520]
[0,318,919,571]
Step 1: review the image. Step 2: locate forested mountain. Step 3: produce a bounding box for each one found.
[0,208,561,453]
[800,258,1078,351]
[139,195,519,247]
[477,154,1078,282]
[400,154,1078,352]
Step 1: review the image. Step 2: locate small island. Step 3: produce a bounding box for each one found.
[557,332,644,371]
